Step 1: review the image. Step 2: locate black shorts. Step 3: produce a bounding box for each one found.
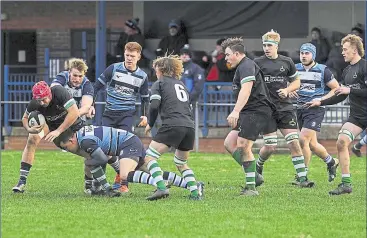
[118,136,145,163]
[102,110,135,132]
[263,110,298,134]
[154,126,195,151]
[297,107,325,132]
[347,116,367,130]
[234,106,273,141]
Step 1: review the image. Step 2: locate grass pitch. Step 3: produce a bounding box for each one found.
[1,151,366,238]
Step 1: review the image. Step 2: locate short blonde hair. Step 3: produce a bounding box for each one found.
[67,58,88,74]
[262,29,280,45]
[64,58,77,70]
[152,54,183,79]
[341,34,365,57]
[125,42,142,53]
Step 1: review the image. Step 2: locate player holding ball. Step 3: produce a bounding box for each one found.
[12,81,85,193]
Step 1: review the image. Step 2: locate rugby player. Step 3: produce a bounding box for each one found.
[143,54,203,201]
[253,30,313,187]
[12,81,84,193]
[222,37,275,196]
[291,43,340,183]
[307,34,367,195]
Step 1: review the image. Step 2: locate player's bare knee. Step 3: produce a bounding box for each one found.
[288,140,302,155]
[224,133,237,152]
[263,145,277,154]
[27,134,41,147]
[336,138,349,151]
[299,136,309,149]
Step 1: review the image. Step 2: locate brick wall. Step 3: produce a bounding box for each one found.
[2,1,133,70]
[2,2,133,30]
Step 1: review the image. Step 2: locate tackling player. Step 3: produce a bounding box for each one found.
[56,125,201,196]
[12,81,84,193]
[307,34,367,195]
[253,30,313,187]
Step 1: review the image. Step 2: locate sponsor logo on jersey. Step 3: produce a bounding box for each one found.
[264,75,285,83]
[114,85,134,95]
[346,83,361,89]
[300,83,316,92]
[46,111,67,121]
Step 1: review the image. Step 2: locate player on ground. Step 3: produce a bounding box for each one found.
[93,42,149,190]
[50,58,115,194]
[143,54,203,201]
[351,131,366,157]
[12,81,84,193]
[222,37,275,196]
[253,30,313,187]
[291,43,340,183]
[306,34,367,195]
[56,125,201,195]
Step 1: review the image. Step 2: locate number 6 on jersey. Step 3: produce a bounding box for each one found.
[174,84,188,102]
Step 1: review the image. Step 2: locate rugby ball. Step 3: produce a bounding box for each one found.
[28,111,46,127]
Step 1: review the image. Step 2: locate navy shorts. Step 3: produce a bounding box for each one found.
[118,136,145,165]
[297,107,325,132]
[102,110,135,132]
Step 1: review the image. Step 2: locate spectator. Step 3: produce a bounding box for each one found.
[180,46,205,104]
[326,31,348,81]
[206,38,235,83]
[310,27,330,64]
[115,18,146,66]
[156,19,188,56]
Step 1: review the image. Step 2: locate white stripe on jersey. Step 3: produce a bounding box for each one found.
[112,72,144,87]
[298,71,322,81]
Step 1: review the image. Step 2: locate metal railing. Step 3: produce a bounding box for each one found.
[0,100,351,152]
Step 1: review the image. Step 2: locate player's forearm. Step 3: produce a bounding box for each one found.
[286,78,300,93]
[350,88,367,97]
[78,106,91,117]
[79,97,93,116]
[22,116,30,131]
[321,88,337,101]
[233,87,250,112]
[57,109,79,133]
[93,80,105,100]
[320,94,347,106]
[140,98,149,117]
[148,100,160,127]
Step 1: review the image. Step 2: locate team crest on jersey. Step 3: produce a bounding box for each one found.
[280,66,285,72]
[289,118,297,127]
[353,72,358,78]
